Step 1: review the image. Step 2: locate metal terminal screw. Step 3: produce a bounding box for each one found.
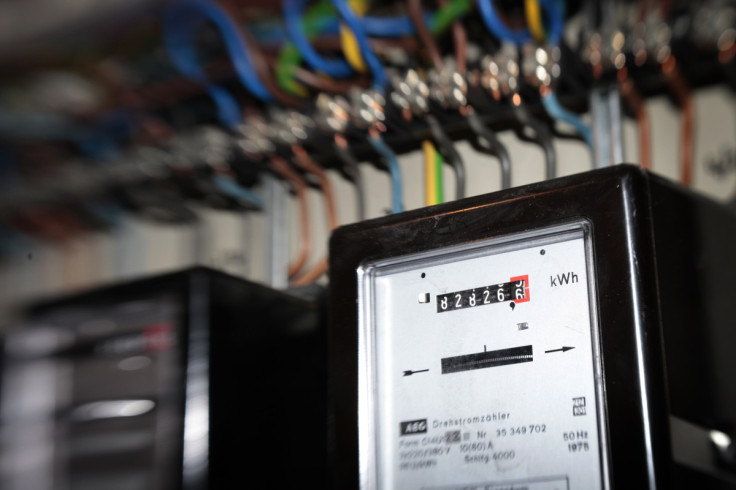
[348,87,386,129]
[235,118,276,155]
[195,126,234,167]
[315,93,352,134]
[628,21,649,66]
[646,20,672,64]
[583,29,626,74]
[267,108,315,146]
[627,15,672,67]
[610,30,627,70]
[522,44,562,88]
[390,69,430,117]
[427,61,468,109]
[481,43,520,99]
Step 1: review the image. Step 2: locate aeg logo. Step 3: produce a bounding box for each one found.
[400,419,428,436]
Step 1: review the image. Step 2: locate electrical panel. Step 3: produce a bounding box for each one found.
[2,1,736,489]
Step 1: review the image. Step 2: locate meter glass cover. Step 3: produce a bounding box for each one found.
[358,222,608,490]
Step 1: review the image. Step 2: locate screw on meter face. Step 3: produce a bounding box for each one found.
[358,222,609,490]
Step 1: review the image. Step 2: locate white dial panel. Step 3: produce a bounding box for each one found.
[358,223,608,490]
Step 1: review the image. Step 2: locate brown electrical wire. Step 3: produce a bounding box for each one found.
[130,57,361,110]
[450,19,467,75]
[229,1,412,103]
[662,55,694,186]
[129,75,210,110]
[408,0,444,71]
[16,208,83,243]
[84,67,176,144]
[289,146,338,286]
[268,154,312,278]
[121,32,414,111]
[294,67,370,94]
[637,0,651,22]
[81,67,175,144]
[306,35,421,54]
[719,43,736,64]
[94,56,250,113]
[133,116,177,145]
[658,0,672,20]
[438,0,467,76]
[617,67,651,169]
[242,31,309,107]
[407,0,467,76]
[239,36,377,94]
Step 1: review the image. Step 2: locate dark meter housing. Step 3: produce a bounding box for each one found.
[328,165,736,490]
[0,267,327,489]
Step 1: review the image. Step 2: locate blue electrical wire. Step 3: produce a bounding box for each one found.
[249,19,292,44]
[477,0,564,45]
[541,91,593,148]
[328,0,389,90]
[252,15,337,44]
[367,135,403,213]
[536,0,593,150]
[164,0,266,207]
[364,13,435,37]
[255,17,332,44]
[213,174,264,207]
[477,0,533,45]
[283,0,354,78]
[163,0,273,127]
[539,0,564,46]
[478,0,590,150]
[0,111,119,159]
[164,8,245,126]
[251,12,435,43]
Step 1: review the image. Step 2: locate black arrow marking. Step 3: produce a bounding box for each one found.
[403,369,429,376]
[545,346,575,354]
[509,302,516,311]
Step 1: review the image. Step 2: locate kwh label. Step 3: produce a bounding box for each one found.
[550,272,579,287]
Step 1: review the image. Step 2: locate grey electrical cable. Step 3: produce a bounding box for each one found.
[333,142,367,221]
[512,104,556,180]
[590,88,611,168]
[590,85,624,168]
[608,88,625,165]
[465,109,512,189]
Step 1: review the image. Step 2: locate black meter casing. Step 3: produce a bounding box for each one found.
[328,165,736,489]
[0,267,328,489]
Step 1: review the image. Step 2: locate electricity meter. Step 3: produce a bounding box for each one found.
[0,268,327,489]
[361,222,606,490]
[329,165,736,489]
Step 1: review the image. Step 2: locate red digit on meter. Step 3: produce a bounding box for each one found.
[510,275,530,303]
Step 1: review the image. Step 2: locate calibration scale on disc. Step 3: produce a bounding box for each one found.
[330,166,736,489]
[359,223,608,490]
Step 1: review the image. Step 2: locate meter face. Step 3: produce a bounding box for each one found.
[358,222,608,490]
